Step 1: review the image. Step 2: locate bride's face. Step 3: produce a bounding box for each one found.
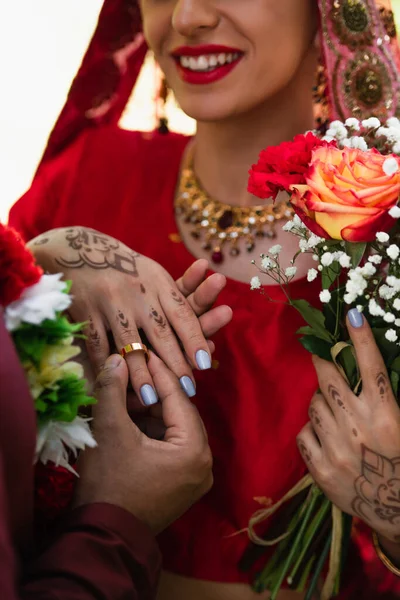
[139,0,317,123]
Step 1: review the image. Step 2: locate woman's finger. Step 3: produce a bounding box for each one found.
[81,312,110,375]
[141,302,198,398]
[175,259,209,297]
[185,273,227,315]
[308,391,338,451]
[346,308,394,405]
[296,422,323,472]
[312,355,354,420]
[104,306,159,407]
[160,288,212,371]
[199,305,233,338]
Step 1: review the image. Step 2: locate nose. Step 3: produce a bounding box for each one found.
[172,0,220,38]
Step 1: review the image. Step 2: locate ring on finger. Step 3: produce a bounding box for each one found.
[120,342,150,362]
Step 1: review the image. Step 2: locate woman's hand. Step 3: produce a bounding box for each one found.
[297,309,400,545]
[29,227,232,405]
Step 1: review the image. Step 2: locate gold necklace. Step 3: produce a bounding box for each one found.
[175,152,294,264]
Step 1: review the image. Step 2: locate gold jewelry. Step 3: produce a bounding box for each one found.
[175,149,294,264]
[372,531,400,577]
[120,342,150,362]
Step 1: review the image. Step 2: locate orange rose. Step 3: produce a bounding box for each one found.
[290,147,400,241]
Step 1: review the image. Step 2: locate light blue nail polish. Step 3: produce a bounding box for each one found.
[180,376,196,398]
[140,384,158,406]
[195,349,211,370]
[348,308,364,329]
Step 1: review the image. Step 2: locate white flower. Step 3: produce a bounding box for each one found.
[293,214,306,229]
[307,234,323,248]
[356,305,364,313]
[393,298,400,311]
[387,117,400,130]
[383,157,400,176]
[322,135,335,142]
[339,254,351,268]
[395,319,400,327]
[376,231,390,243]
[285,266,297,278]
[320,290,331,303]
[250,276,262,290]
[385,329,398,342]
[377,126,400,143]
[326,120,348,140]
[368,254,383,264]
[307,268,318,282]
[362,117,381,129]
[349,136,368,151]
[384,312,396,323]
[389,205,400,219]
[344,292,356,304]
[387,276,400,291]
[261,256,273,270]
[369,299,385,317]
[36,417,97,475]
[360,263,376,277]
[387,244,400,260]
[282,220,295,232]
[379,284,397,300]
[321,252,334,266]
[345,118,360,130]
[5,274,71,332]
[393,142,400,155]
[269,244,282,256]
[312,254,319,261]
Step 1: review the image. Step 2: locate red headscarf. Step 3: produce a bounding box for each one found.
[38,0,400,169]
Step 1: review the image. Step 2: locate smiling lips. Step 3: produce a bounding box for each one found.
[171,45,244,85]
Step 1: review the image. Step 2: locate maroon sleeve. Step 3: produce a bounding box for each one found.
[21,503,162,600]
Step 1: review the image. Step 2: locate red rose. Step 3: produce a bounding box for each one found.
[248,132,335,200]
[0,224,42,307]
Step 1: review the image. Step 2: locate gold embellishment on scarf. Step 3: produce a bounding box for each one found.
[343,51,393,117]
[175,154,293,264]
[331,0,374,49]
[379,6,397,39]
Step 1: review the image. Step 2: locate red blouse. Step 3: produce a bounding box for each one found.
[8,126,398,595]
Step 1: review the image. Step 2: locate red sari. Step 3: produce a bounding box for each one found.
[8,126,399,596]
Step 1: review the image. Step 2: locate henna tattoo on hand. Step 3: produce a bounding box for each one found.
[55,228,141,276]
[140,284,146,294]
[376,372,389,400]
[171,289,185,305]
[328,384,352,415]
[352,428,358,438]
[149,307,167,330]
[309,406,322,428]
[87,316,101,348]
[298,440,312,465]
[117,310,130,330]
[351,445,400,527]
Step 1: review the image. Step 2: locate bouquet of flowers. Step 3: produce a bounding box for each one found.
[246,118,400,599]
[0,224,96,514]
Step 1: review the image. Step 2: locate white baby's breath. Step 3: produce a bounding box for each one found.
[282,220,295,232]
[250,276,262,290]
[269,244,282,256]
[389,205,400,219]
[379,284,397,300]
[384,312,396,323]
[362,117,381,129]
[376,231,390,243]
[321,252,334,266]
[385,329,398,342]
[387,244,400,260]
[393,298,400,311]
[368,299,385,317]
[348,136,368,151]
[319,290,331,303]
[345,118,360,130]
[368,254,383,264]
[339,254,351,268]
[307,268,318,282]
[383,157,400,176]
[387,117,400,129]
[285,266,297,278]
[261,256,274,270]
[395,319,400,327]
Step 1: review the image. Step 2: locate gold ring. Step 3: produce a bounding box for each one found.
[120,342,150,362]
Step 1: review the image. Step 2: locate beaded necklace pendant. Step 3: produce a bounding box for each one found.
[175,160,293,264]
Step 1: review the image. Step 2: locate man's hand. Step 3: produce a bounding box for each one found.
[74,353,213,534]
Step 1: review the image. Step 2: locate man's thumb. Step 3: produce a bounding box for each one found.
[92,354,129,423]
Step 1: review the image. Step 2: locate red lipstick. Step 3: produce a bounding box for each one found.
[170,44,244,85]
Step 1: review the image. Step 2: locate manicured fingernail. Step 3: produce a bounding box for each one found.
[180,376,196,398]
[106,355,122,369]
[140,384,158,406]
[195,349,211,370]
[348,308,364,329]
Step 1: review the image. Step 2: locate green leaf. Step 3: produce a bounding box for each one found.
[297,325,335,342]
[321,261,341,290]
[390,355,400,374]
[292,299,333,342]
[299,336,333,361]
[345,241,367,268]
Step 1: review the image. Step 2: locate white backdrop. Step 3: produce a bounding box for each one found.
[0,1,194,222]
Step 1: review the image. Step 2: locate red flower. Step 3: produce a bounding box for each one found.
[34,462,76,523]
[248,132,335,200]
[0,224,42,307]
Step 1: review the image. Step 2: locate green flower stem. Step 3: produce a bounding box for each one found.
[296,557,315,593]
[304,532,332,600]
[287,495,330,585]
[269,487,321,600]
